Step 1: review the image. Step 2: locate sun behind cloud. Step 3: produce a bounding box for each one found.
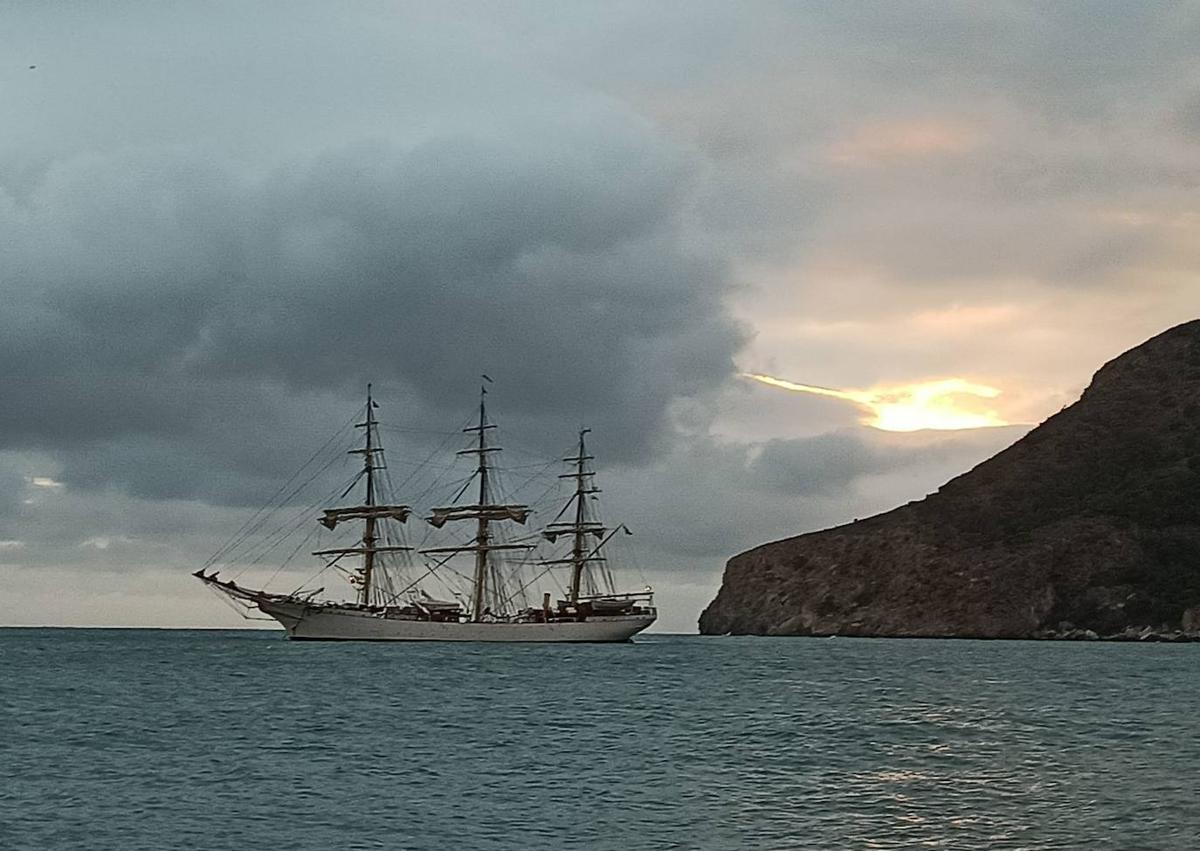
[742,373,1008,432]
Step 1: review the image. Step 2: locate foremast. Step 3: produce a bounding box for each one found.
[314,384,412,606]
[421,382,532,621]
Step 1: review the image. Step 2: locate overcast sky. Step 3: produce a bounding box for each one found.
[2,1,1197,632]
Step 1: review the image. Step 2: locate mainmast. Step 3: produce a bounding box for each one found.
[420,380,533,620]
[313,385,412,606]
[358,384,379,605]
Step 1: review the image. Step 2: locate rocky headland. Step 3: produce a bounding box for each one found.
[700,320,1200,640]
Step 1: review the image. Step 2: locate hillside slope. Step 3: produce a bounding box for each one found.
[700,320,1200,639]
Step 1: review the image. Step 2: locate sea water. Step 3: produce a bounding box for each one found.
[1,629,1197,850]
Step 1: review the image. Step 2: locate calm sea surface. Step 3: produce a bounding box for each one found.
[1,629,1197,850]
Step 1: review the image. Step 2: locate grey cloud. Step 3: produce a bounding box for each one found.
[614,426,1028,562]
[2,84,744,503]
[751,432,913,496]
[749,427,1029,497]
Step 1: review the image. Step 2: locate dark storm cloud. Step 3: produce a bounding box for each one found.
[184,127,740,422]
[0,11,745,504]
[2,134,739,494]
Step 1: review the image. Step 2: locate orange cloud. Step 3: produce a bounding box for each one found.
[827,118,980,166]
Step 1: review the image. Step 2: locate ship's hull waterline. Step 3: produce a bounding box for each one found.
[259,599,656,642]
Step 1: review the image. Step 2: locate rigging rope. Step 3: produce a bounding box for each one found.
[205,412,357,567]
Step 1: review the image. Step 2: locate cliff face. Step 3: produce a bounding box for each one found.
[700,320,1200,639]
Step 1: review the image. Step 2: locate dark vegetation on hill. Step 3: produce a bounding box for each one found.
[700,320,1200,640]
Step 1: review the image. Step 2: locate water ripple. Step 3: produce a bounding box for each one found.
[1,631,1197,850]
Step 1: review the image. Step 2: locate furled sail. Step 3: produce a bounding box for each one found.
[320,505,411,530]
[542,524,605,543]
[426,504,529,528]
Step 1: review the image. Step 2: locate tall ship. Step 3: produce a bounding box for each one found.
[195,384,656,641]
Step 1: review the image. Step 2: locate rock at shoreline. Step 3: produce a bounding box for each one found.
[700,320,1200,640]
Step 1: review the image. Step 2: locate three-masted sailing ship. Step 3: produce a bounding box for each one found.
[194,385,656,642]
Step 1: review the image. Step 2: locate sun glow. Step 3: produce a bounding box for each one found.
[742,373,1007,432]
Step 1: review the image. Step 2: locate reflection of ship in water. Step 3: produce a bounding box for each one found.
[195,383,656,642]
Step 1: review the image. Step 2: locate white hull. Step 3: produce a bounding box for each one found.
[259,599,656,642]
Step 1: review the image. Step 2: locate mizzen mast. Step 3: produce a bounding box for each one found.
[568,430,598,603]
[468,385,494,620]
[541,429,608,603]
